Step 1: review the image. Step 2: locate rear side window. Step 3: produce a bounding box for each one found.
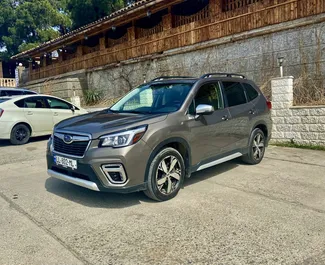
[243,83,259,101]
[223,82,247,107]
[46,97,72,110]
[15,99,25,108]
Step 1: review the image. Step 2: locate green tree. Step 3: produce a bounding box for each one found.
[67,0,126,29]
[0,0,71,59]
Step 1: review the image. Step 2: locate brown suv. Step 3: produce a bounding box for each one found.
[47,73,272,201]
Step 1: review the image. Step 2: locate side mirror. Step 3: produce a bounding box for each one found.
[195,104,214,119]
[71,105,76,113]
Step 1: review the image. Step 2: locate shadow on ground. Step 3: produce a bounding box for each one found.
[45,160,240,208]
[0,135,50,147]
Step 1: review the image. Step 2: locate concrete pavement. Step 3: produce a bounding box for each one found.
[0,138,325,265]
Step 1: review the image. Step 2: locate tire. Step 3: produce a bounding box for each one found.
[144,147,185,201]
[241,128,266,165]
[10,124,31,145]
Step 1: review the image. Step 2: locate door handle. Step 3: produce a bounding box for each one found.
[27,111,33,115]
[53,112,59,116]
[222,115,229,121]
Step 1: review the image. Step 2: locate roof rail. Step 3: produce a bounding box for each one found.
[200,73,246,79]
[151,76,196,82]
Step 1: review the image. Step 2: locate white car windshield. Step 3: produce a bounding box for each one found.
[110,83,193,114]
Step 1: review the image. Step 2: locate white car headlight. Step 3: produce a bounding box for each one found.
[100,126,147,148]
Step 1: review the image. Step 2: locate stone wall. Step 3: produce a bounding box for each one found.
[271,77,325,146]
[87,15,325,100]
[22,14,325,104]
[22,70,87,101]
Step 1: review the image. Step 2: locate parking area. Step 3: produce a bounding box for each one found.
[0,139,325,265]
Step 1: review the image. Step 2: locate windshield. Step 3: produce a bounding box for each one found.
[110,83,193,114]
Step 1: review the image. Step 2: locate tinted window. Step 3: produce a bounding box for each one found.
[14,99,25,108]
[223,82,247,107]
[23,91,37,95]
[194,83,224,111]
[0,90,23,96]
[24,97,48,108]
[243,83,259,101]
[46,97,71,110]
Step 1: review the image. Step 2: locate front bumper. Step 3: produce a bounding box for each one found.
[46,137,151,193]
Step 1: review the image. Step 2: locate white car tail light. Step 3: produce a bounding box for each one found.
[0,108,4,118]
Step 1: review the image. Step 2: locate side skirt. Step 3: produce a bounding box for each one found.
[191,151,243,173]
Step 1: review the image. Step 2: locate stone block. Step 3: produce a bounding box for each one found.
[271,132,285,139]
[275,124,292,132]
[300,132,318,140]
[318,133,325,140]
[284,131,301,140]
[301,116,319,124]
[272,117,285,124]
[274,109,292,117]
[318,116,325,124]
[291,108,310,116]
[285,116,301,124]
[309,108,325,116]
[292,124,309,132]
[272,93,293,103]
[308,124,325,132]
[271,77,294,88]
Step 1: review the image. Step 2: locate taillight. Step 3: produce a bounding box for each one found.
[0,108,4,118]
[266,101,272,110]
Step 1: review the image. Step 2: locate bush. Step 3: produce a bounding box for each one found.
[84,90,103,105]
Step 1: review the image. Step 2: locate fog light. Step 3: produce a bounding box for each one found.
[101,164,127,185]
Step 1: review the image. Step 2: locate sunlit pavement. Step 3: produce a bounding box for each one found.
[1,138,325,265]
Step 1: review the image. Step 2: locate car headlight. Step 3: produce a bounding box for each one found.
[99,126,147,148]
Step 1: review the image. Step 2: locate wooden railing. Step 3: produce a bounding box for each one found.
[172,5,210,28]
[135,21,164,39]
[29,0,325,82]
[0,78,16,87]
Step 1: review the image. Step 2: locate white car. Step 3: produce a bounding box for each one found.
[0,94,88,145]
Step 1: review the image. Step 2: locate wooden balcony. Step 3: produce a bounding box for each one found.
[28,0,325,82]
[0,78,16,88]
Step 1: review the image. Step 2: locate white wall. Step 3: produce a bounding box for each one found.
[271,77,325,146]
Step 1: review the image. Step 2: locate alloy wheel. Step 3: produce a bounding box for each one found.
[156,155,182,195]
[252,133,265,161]
[15,128,27,141]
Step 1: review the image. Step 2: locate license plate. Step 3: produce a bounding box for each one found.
[54,155,77,170]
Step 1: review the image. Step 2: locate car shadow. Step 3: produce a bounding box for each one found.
[45,160,241,209]
[185,160,239,187]
[0,135,50,147]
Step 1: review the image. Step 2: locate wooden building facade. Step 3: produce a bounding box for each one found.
[12,0,325,83]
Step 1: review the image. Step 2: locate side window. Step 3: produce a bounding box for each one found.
[24,97,48,108]
[243,83,259,101]
[14,99,25,108]
[1,90,23,96]
[223,82,247,107]
[24,91,37,95]
[46,97,71,110]
[194,83,224,111]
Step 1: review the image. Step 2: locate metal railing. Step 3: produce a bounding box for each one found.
[0,78,16,88]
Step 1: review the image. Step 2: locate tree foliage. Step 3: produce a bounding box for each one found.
[0,0,130,60]
[67,0,126,29]
[0,0,71,59]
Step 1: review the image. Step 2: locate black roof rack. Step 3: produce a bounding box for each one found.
[200,73,246,79]
[151,76,196,82]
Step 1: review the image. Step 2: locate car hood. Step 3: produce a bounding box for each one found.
[55,109,167,139]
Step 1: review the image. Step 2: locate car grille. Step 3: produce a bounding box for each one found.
[53,136,89,157]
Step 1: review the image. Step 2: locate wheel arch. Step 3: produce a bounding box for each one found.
[11,121,33,135]
[144,137,192,182]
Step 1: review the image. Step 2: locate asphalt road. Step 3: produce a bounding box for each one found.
[0,138,325,265]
